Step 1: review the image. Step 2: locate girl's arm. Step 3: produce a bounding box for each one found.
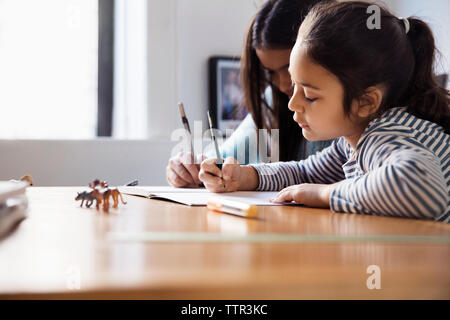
[250,138,348,191]
[330,145,448,220]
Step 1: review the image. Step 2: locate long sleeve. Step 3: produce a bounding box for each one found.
[251,138,348,191]
[330,143,448,220]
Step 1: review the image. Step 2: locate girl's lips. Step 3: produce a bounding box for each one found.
[299,123,310,129]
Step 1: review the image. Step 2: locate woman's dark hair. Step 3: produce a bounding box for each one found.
[298,1,450,133]
[241,0,328,161]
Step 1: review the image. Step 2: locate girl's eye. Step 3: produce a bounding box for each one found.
[305,96,317,102]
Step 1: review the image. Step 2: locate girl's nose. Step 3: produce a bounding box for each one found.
[288,96,305,113]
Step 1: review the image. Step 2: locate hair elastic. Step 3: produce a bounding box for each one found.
[398,17,410,34]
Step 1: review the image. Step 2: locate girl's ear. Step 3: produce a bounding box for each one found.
[356,86,384,118]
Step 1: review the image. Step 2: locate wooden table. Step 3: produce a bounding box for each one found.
[0,187,449,299]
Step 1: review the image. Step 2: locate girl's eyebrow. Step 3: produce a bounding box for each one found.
[290,77,321,91]
[300,82,320,90]
[288,67,321,90]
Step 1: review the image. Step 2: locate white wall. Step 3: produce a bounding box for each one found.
[176,0,257,128]
[389,0,450,87]
[146,0,258,138]
[0,139,170,186]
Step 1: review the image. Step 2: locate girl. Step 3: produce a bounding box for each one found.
[166,0,332,188]
[199,1,450,222]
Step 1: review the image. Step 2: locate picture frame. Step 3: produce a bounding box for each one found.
[208,56,247,134]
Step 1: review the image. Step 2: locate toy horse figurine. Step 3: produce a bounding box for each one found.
[102,188,127,209]
[75,191,97,208]
[88,179,127,211]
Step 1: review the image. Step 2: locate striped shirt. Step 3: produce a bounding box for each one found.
[251,107,450,222]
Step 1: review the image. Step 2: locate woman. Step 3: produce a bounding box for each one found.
[166,0,332,188]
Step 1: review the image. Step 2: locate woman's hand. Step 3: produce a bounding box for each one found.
[270,183,337,208]
[166,152,206,188]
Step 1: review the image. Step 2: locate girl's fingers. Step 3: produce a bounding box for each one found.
[199,158,226,192]
[222,157,238,180]
[270,188,294,203]
[200,174,225,192]
[222,157,240,192]
[201,158,223,177]
[198,171,223,186]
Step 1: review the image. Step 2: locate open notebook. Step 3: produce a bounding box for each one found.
[118,186,281,206]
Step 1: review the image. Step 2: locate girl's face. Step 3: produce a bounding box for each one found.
[255,48,294,98]
[287,42,367,148]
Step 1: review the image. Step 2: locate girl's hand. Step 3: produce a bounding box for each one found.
[166,152,206,188]
[270,183,337,208]
[199,157,241,192]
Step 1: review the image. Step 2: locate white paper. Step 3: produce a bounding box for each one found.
[118,186,281,206]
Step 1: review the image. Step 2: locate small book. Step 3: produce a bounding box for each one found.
[118,186,281,206]
[0,181,28,238]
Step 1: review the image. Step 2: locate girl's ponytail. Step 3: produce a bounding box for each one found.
[400,18,450,132]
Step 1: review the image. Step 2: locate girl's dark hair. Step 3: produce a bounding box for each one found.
[241,0,328,161]
[298,1,450,133]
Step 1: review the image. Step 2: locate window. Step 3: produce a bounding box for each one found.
[0,0,99,139]
[0,0,147,140]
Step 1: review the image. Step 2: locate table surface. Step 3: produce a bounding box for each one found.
[0,187,449,299]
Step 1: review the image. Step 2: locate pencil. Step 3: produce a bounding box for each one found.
[178,102,195,163]
[207,110,223,170]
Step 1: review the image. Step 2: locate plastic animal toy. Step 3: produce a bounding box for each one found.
[91,188,104,210]
[102,187,127,209]
[88,179,108,189]
[75,190,97,208]
[20,174,34,186]
[77,179,127,212]
[92,187,127,211]
[9,174,34,186]
[88,179,127,211]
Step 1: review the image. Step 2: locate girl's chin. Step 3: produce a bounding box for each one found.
[301,130,321,141]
